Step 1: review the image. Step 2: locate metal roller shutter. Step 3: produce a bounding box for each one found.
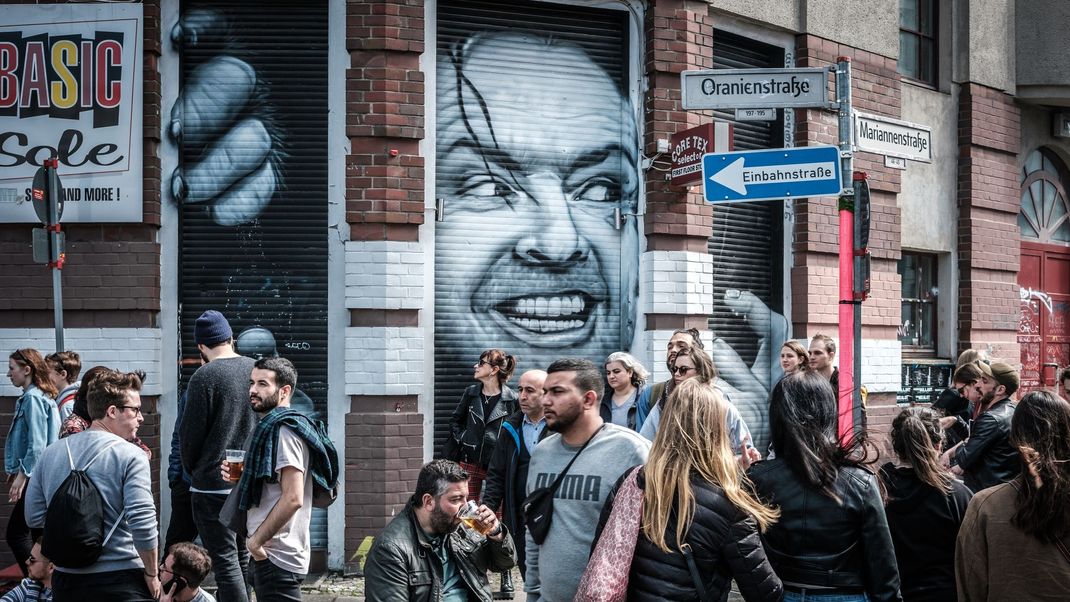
[434,0,633,454]
[177,0,329,549]
[707,31,787,450]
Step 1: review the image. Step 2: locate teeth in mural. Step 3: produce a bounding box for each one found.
[511,317,585,333]
[512,295,587,317]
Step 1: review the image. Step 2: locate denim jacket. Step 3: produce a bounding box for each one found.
[5,385,60,477]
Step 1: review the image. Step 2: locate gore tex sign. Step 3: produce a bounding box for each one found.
[0,4,143,223]
[670,122,732,186]
[853,111,932,163]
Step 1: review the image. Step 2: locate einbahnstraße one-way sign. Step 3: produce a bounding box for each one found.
[702,145,844,204]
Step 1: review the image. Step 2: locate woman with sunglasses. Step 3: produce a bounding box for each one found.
[641,345,759,463]
[6,349,60,577]
[443,349,519,502]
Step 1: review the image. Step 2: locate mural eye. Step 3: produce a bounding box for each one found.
[573,178,618,204]
[458,176,518,205]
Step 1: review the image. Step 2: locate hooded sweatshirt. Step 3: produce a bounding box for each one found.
[878,463,972,602]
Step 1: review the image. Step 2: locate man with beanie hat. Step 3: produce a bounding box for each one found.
[179,310,256,602]
[944,361,1019,492]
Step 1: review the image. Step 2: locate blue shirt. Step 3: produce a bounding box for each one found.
[0,578,51,602]
[431,536,466,602]
[521,415,546,456]
[4,385,59,477]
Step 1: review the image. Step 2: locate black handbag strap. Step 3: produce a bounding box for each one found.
[548,425,605,493]
[680,543,711,602]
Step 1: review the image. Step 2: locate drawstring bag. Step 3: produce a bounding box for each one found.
[574,465,644,602]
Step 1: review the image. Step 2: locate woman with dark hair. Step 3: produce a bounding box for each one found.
[933,361,985,448]
[880,407,972,601]
[444,349,518,501]
[956,390,1070,599]
[5,349,60,576]
[58,365,110,438]
[584,379,782,601]
[747,371,901,602]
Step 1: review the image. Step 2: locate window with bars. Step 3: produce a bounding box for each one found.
[898,252,938,351]
[898,0,937,85]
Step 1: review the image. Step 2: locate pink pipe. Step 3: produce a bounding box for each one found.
[837,207,855,442]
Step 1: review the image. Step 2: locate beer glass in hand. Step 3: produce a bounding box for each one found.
[224,449,246,482]
[457,500,494,535]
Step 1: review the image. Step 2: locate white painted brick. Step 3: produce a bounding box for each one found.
[0,328,163,396]
[345,326,425,396]
[344,240,425,310]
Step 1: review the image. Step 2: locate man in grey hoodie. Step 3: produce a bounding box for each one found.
[524,358,650,602]
[26,369,159,601]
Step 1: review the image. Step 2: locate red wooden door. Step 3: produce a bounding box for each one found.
[1018,241,1070,392]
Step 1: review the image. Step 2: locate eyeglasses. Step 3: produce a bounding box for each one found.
[116,405,143,416]
[672,365,694,375]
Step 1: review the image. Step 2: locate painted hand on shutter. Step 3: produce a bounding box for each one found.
[710,289,788,416]
[168,9,282,227]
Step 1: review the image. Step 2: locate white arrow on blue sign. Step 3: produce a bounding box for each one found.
[702,145,843,204]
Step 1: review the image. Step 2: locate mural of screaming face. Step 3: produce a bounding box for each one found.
[434,29,640,413]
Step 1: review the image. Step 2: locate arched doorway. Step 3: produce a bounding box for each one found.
[1017,149,1070,392]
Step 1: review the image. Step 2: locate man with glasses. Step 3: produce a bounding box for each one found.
[179,310,256,602]
[26,369,160,601]
[159,543,215,602]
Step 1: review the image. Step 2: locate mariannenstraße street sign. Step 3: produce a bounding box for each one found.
[681,67,831,110]
[853,110,932,162]
[702,145,843,204]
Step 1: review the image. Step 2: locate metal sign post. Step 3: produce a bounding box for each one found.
[31,159,65,351]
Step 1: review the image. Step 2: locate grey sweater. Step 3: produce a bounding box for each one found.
[524,423,650,602]
[180,355,256,492]
[25,430,157,573]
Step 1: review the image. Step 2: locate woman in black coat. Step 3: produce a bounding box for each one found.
[747,371,901,602]
[443,348,517,500]
[879,407,972,602]
[593,379,782,602]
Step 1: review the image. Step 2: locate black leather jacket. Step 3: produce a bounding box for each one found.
[594,467,783,602]
[952,398,1017,492]
[363,502,516,602]
[445,384,518,468]
[748,459,902,602]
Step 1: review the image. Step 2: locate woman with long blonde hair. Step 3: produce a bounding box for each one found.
[591,379,782,601]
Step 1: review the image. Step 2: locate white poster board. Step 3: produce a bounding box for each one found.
[0,3,143,222]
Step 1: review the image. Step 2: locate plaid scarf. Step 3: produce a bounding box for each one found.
[235,407,339,512]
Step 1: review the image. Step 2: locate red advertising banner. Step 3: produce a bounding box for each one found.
[670,122,732,186]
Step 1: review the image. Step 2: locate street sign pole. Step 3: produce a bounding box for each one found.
[45,158,64,352]
[835,57,857,442]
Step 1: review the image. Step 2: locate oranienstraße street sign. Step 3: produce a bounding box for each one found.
[681,67,831,110]
[702,145,843,204]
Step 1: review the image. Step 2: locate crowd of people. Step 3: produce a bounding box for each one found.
[4,309,339,602]
[365,330,1070,602]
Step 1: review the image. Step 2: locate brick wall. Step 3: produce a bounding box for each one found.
[957,83,1021,363]
[0,0,163,567]
[344,0,427,568]
[792,35,904,440]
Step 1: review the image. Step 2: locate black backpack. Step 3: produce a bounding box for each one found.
[42,439,126,568]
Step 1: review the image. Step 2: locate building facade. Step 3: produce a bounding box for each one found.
[0,0,1067,571]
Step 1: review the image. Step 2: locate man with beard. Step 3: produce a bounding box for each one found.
[482,370,549,597]
[525,359,650,602]
[945,361,1020,492]
[223,357,338,602]
[364,460,516,602]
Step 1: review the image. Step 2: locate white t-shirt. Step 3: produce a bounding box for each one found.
[246,426,313,574]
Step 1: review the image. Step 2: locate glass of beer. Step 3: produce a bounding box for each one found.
[225,449,246,482]
[457,500,493,535]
